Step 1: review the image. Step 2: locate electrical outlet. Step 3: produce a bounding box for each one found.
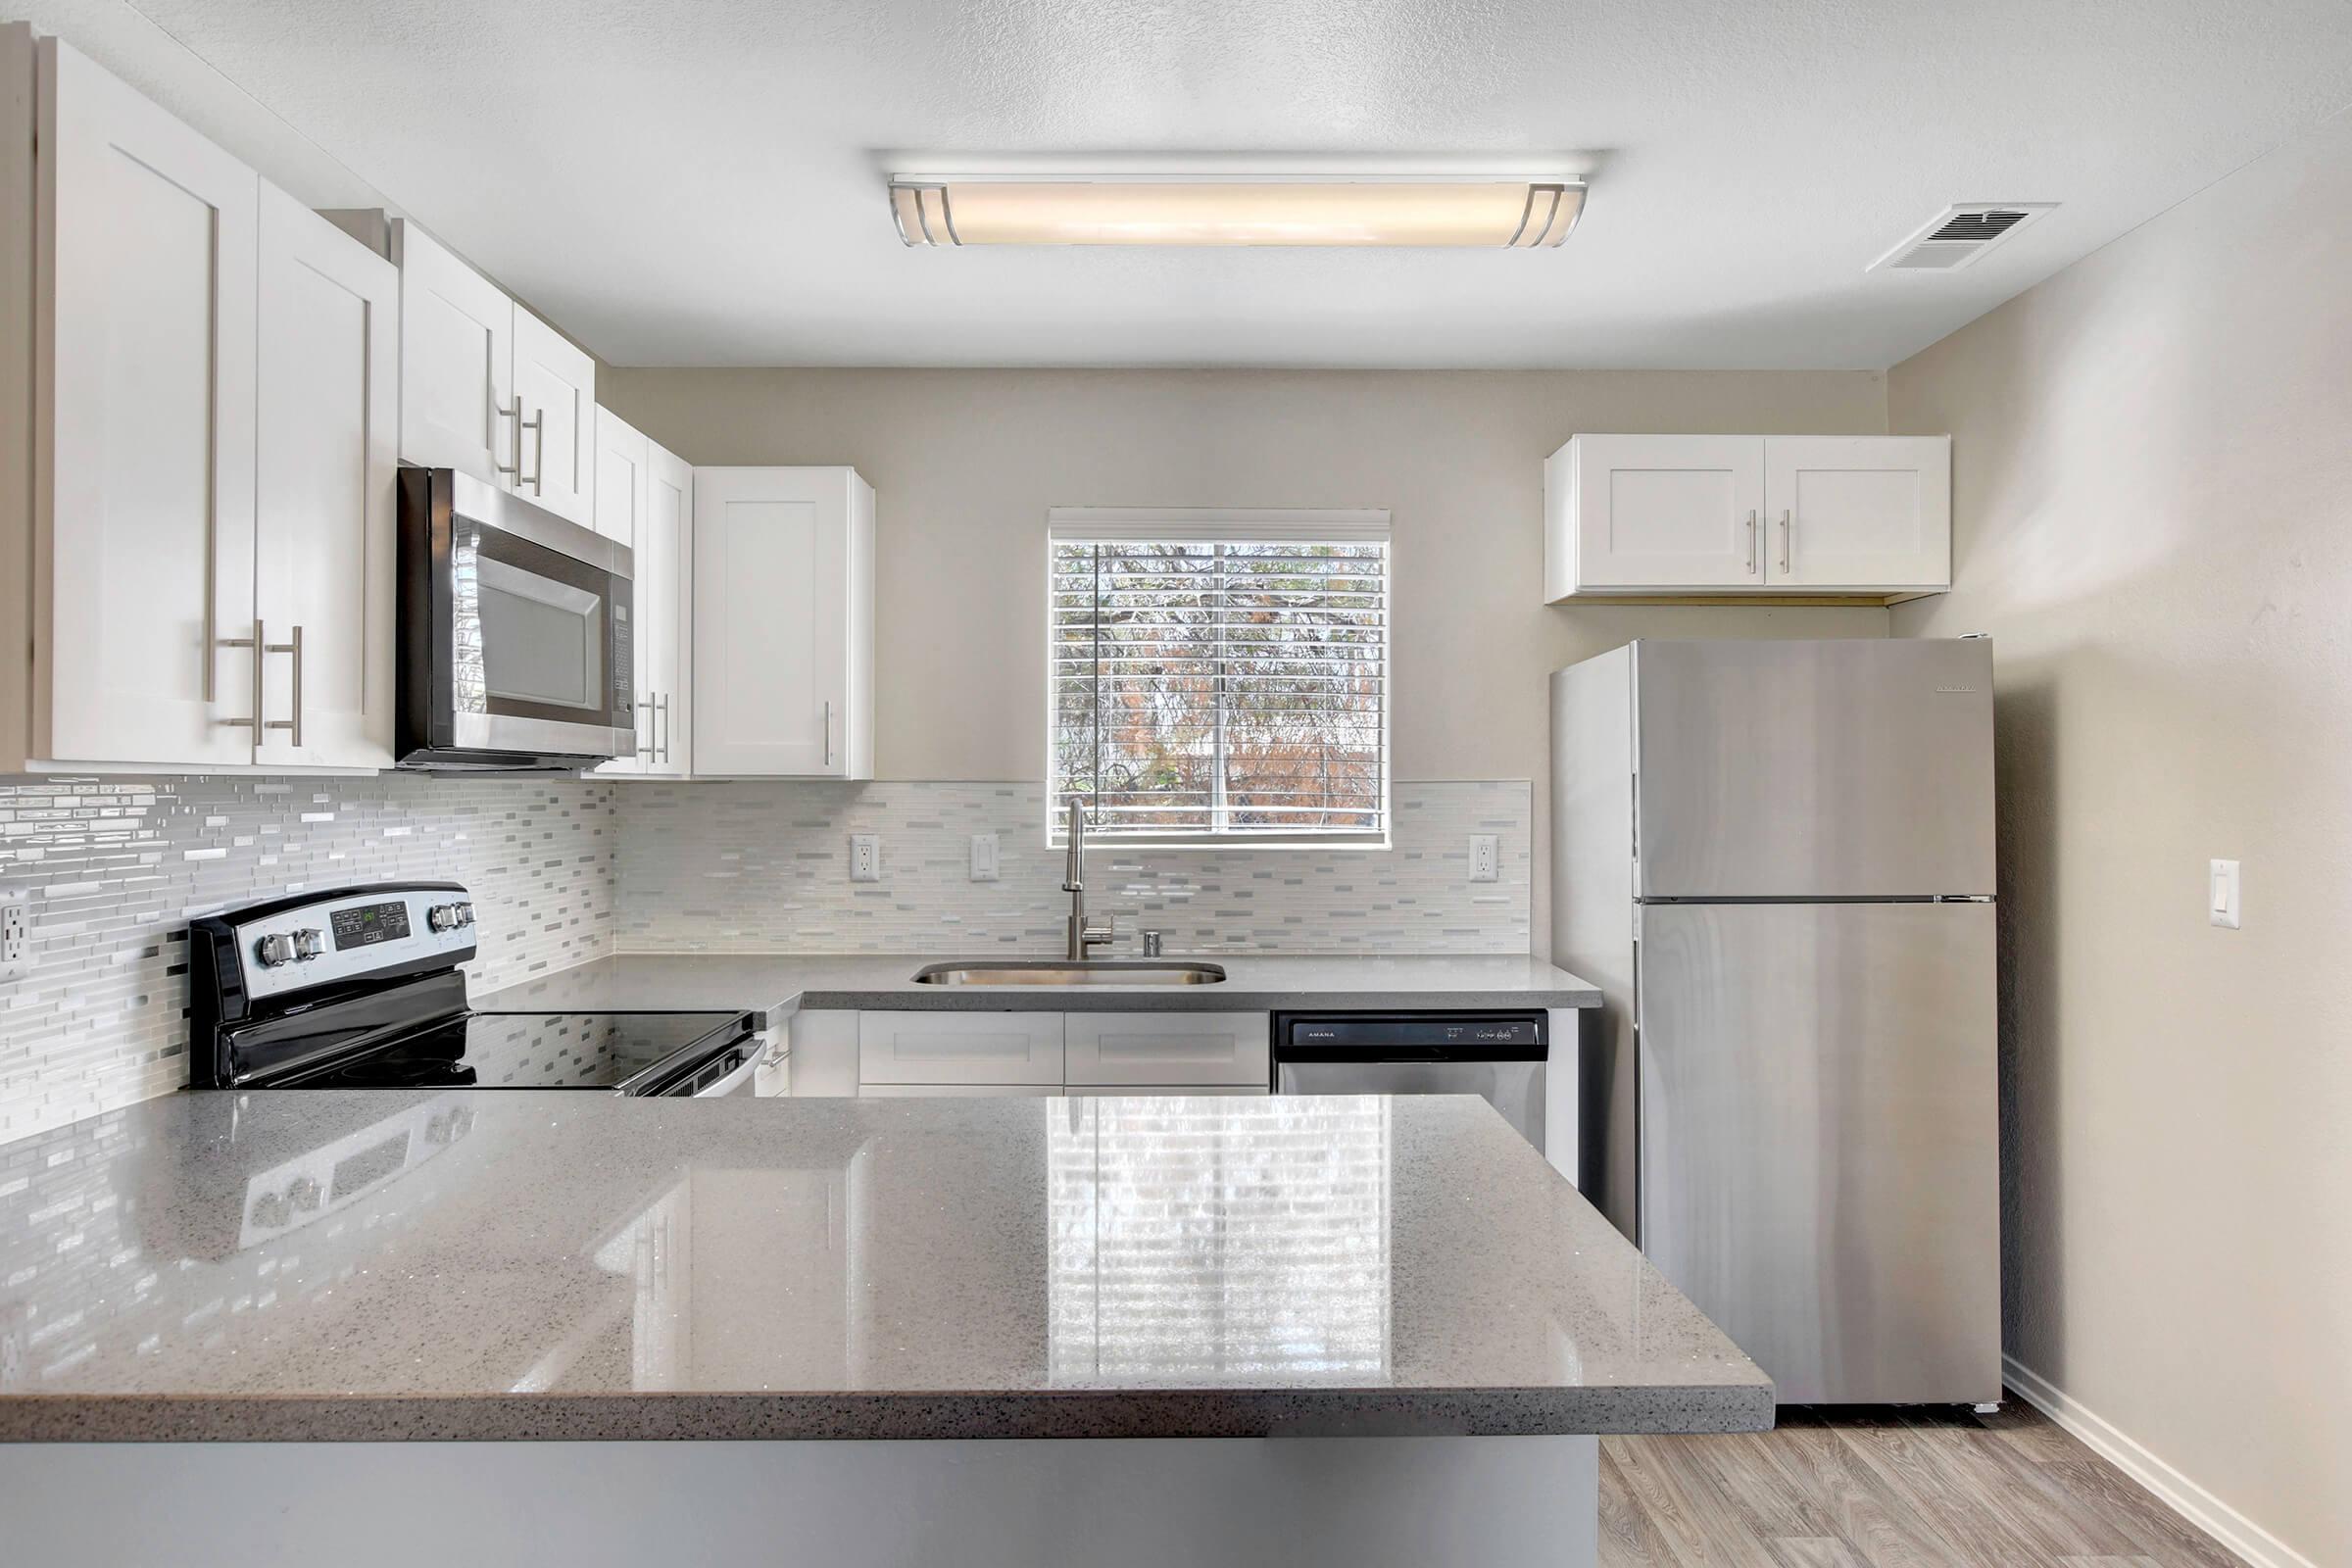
[849,835,882,883]
[1469,835,1500,884]
[0,901,29,980]
[969,832,1000,882]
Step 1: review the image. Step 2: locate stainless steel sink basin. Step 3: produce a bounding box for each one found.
[911,960,1227,987]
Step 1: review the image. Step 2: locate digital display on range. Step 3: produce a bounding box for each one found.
[330,901,412,951]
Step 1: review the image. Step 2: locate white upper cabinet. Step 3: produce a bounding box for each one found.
[1549,435,1766,594]
[34,33,258,767]
[641,442,694,776]
[692,466,874,778]
[0,31,397,771]
[1544,433,1950,600]
[513,308,597,529]
[591,408,652,775]
[392,221,514,487]
[253,183,399,771]
[1763,436,1950,590]
[390,221,596,529]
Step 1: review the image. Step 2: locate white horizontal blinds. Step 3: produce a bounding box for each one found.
[1051,514,1390,843]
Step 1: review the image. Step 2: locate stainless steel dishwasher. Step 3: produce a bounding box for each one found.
[1270,1011,1547,1152]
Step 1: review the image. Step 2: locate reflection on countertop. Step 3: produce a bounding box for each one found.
[0,1091,1766,1442]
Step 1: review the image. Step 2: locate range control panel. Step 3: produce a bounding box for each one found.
[227,886,477,1003]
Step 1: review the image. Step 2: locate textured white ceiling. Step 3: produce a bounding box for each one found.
[25,0,2352,368]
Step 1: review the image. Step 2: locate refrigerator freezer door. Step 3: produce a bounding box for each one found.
[1636,900,2000,1404]
[1634,639,1994,898]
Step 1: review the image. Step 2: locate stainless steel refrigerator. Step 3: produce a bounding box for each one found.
[1550,638,1999,1405]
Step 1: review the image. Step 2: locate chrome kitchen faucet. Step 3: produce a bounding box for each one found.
[1061,798,1117,961]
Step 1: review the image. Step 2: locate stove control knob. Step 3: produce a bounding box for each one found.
[292,928,325,961]
[254,933,297,969]
[456,902,475,928]
[428,903,464,932]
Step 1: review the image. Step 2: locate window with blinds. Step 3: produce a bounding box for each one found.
[1049,510,1391,847]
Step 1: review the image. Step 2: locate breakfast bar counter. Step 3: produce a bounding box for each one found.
[0,1089,1765,1566]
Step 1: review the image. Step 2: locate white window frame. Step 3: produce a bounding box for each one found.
[1046,508,1393,851]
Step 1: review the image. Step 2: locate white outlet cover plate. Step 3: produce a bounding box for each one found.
[1470,835,1500,883]
[850,835,882,883]
[969,833,1000,882]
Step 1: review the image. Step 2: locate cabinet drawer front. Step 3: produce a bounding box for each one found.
[858,1011,1065,1085]
[1064,1085,1268,1098]
[1064,1012,1270,1087]
[859,1083,1062,1098]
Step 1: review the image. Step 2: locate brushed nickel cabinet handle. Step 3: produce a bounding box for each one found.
[522,408,546,496]
[1780,510,1792,573]
[657,692,671,764]
[822,700,833,768]
[218,619,263,732]
[493,398,522,476]
[262,624,304,747]
[1744,509,1758,574]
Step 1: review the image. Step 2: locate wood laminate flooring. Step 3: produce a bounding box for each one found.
[1598,1397,2247,1568]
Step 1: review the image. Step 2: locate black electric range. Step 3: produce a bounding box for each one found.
[189,883,759,1098]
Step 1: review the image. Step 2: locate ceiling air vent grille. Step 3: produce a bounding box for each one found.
[1870,203,2055,272]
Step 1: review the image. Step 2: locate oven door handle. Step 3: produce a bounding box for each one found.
[691,1044,760,1098]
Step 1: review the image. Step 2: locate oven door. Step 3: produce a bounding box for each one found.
[402,467,635,765]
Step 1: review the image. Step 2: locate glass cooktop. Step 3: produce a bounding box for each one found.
[277,1010,749,1092]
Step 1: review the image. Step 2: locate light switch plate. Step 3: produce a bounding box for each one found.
[849,835,882,883]
[1469,835,1500,884]
[2208,858,2240,929]
[0,901,28,980]
[969,832,1000,882]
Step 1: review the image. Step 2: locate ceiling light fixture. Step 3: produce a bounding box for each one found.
[888,174,1588,249]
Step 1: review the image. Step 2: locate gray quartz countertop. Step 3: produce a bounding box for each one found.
[472,953,1602,1028]
[0,1091,1767,1443]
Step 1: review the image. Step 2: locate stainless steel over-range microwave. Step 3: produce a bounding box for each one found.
[396,467,635,771]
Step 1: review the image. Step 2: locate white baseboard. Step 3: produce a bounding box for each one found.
[2001,1354,2316,1568]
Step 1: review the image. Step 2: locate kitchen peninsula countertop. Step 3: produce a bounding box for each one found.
[0,1090,1767,1443]
[472,952,1602,1027]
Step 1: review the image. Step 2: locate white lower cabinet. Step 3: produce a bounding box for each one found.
[834,1009,1274,1097]
[859,1083,1063,1098]
[1065,1085,1267,1098]
[1064,1012,1270,1088]
[857,1011,1065,1088]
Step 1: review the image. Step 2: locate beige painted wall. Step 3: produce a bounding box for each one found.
[1889,111,2352,1564]
[602,367,1890,939]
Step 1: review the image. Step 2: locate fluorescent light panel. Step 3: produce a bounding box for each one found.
[890,175,1586,248]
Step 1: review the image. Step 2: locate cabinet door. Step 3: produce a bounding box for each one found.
[858,1012,1065,1087]
[38,38,259,765]
[591,407,652,775]
[513,308,597,529]
[392,220,514,486]
[644,443,694,776]
[1763,436,1950,589]
[1064,1012,1271,1087]
[1569,434,1765,590]
[694,466,858,776]
[253,183,398,770]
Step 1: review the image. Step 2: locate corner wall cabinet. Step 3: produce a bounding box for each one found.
[0,29,397,770]
[1544,433,1950,601]
[391,220,596,531]
[692,466,875,778]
